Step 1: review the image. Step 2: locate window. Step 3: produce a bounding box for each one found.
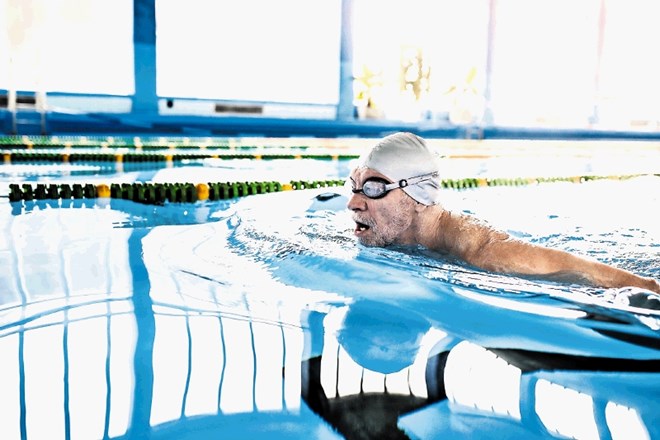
[0,0,134,94]
[488,0,600,127]
[351,0,489,122]
[596,0,660,129]
[156,0,342,104]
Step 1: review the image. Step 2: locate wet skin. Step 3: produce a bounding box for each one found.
[347,167,422,248]
[346,167,660,295]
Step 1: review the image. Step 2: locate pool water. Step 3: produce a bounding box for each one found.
[0,157,659,440]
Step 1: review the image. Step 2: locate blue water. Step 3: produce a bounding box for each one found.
[0,158,659,440]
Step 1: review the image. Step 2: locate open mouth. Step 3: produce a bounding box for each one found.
[354,220,371,234]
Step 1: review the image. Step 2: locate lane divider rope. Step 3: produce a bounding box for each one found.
[0,151,357,163]
[6,174,653,205]
[0,136,356,150]
[7,180,345,204]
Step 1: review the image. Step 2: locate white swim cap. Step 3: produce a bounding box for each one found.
[358,132,442,205]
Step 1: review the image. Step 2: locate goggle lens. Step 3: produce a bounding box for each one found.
[361,179,388,198]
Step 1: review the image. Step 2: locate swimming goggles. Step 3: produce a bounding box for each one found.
[350,171,438,199]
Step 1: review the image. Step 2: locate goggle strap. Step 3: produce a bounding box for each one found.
[400,171,438,188]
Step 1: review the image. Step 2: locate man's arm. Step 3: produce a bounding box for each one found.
[477,237,660,294]
[439,213,660,294]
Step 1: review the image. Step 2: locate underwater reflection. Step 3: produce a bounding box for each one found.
[300,301,659,440]
[1,292,658,440]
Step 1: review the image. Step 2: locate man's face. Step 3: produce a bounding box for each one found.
[347,167,418,247]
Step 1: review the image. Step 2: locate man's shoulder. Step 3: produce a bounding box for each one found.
[442,209,493,230]
[439,210,508,243]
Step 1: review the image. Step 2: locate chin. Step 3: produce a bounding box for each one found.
[356,235,378,247]
[357,234,390,248]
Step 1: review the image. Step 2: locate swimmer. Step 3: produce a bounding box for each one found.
[347,132,660,295]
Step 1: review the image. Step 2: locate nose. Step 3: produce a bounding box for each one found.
[347,191,367,211]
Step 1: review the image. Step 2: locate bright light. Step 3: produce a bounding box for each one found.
[0,334,21,440]
[444,341,522,419]
[68,317,110,440]
[535,378,599,440]
[184,316,224,418]
[150,315,190,426]
[24,325,66,439]
[605,401,650,440]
